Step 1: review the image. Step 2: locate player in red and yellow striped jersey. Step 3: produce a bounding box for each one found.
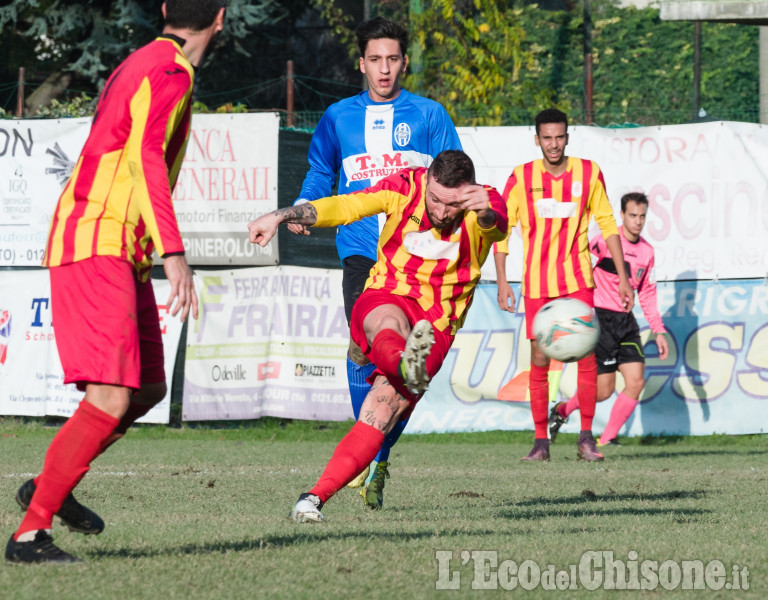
[494,109,634,463]
[6,1,226,565]
[248,150,508,522]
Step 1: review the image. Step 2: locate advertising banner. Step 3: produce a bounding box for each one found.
[171,113,280,265]
[182,266,352,421]
[0,270,183,423]
[458,121,768,282]
[0,112,279,268]
[0,118,91,267]
[409,280,768,436]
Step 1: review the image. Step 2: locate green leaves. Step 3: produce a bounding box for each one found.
[403,0,756,126]
[0,0,284,89]
[409,0,564,126]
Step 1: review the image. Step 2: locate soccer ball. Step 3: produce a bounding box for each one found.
[532,298,600,362]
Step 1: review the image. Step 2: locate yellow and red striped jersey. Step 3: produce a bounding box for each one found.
[43,36,193,281]
[496,157,618,299]
[311,168,508,334]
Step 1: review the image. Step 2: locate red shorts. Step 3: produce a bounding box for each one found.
[350,289,453,410]
[50,256,164,392]
[524,288,594,340]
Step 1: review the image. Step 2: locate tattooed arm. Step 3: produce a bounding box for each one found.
[247,204,319,247]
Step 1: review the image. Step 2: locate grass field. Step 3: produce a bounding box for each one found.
[0,418,765,599]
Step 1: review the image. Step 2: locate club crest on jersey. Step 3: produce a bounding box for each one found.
[394,123,411,146]
[571,181,583,197]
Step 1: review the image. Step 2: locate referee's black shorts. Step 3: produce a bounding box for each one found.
[595,307,644,375]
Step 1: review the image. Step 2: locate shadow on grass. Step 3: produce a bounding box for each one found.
[497,490,713,521]
[83,529,495,560]
[498,506,711,521]
[513,489,709,507]
[611,449,768,460]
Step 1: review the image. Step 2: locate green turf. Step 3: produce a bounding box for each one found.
[0,419,765,599]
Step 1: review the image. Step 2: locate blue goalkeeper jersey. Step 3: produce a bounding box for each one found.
[297,89,462,262]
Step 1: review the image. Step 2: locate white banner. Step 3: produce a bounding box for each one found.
[172,113,280,265]
[459,121,768,282]
[0,118,91,266]
[0,270,183,423]
[0,112,280,267]
[182,266,352,421]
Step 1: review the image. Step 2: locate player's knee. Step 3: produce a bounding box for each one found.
[624,378,645,396]
[347,341,370,366]
[136,382,167,406]
[597,390,612,402]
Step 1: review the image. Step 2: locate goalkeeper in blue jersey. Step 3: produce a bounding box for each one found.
[289,17,462,510]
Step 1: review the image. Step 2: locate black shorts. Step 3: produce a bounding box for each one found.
[595,307,644,375]
[341,255,376,324]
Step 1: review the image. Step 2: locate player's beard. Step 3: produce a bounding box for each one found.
[427,209,461,231]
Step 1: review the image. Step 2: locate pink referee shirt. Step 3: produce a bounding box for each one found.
[590,226,666,334]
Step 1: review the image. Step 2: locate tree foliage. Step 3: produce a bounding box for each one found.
[0,0,758,125]
[525,0,760,125]
[0,0,284,113]
[377,0,758,126]
[407,0,562,126]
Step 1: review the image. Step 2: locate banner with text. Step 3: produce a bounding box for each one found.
[0,270,183,422]
[182,266,352,421]
[408,280,768,436]
[0,113,279,267]
[458,121,768,282]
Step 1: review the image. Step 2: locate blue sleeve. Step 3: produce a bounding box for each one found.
[297,108,341,202]
[429,104,463,155]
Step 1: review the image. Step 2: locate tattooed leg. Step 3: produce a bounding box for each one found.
[359,376,409,435]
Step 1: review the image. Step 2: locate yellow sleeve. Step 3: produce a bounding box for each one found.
[494,169,521,254]
[589,163,619,240]
[310,189,403,227]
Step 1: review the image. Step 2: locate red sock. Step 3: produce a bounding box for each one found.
[16,400,119,539]
[529,364,549,439]
[561,392,580,418]
[310,422,385,503]
[599,392,638,444]
[576,354,597,432]
[368,329,406,381]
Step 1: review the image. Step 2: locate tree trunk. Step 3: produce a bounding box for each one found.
[24,71,72,116]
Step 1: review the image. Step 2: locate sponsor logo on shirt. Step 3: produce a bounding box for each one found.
[373,119,386,131]
[404,230,459,261]
[535,198,578,219]
[349,152,411,182]
[394,122,411,146]
[571,181,583,197]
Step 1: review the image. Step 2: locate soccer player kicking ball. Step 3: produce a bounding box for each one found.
[289,17,462,510]
[248,150,507,523]
[494,108,634,463]
[548,192,669,446]
[5,0,225,565]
